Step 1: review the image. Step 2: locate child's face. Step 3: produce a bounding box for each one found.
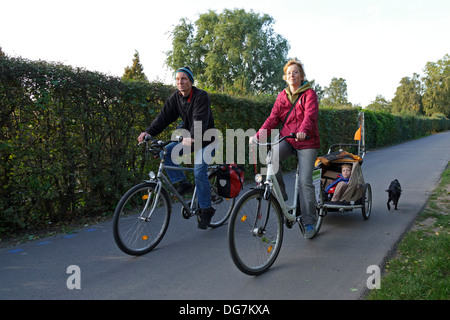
[341,166,351,179]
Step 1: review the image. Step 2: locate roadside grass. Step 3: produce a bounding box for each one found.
[366,163,450,300]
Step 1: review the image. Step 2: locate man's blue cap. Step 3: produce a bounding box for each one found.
[176,66,194,83]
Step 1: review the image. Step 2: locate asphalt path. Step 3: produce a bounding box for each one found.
[1,131,449,301]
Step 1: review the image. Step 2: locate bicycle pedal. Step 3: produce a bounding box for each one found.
[181,204,195,219]
[285,219,295,229]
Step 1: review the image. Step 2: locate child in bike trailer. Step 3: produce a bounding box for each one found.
[137,67,216,229]
[326,163,352,203]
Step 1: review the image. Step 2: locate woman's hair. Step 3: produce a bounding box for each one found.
[282,58,306,81]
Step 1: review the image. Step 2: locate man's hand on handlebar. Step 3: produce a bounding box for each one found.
[181,137,194,147]
[138,132,151,143]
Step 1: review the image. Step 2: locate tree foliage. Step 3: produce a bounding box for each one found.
[123,50,148,82]
[391,73,423,115]
[370,54,448,117]
[165,9,290,94]
[422,54,449,117]
[321,77,351,107]
[366,94,392,112]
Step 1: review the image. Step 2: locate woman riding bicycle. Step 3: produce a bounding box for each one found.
[250,59,320,239]
[137,66,216,229]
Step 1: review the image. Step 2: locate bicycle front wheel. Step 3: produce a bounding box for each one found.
[228,189,284,275]
[208,172,235,228]
[113,182,171,255]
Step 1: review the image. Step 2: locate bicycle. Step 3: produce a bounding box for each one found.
[113,135,235,255]
[227,134,324,275]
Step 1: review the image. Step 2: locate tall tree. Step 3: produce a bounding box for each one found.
[391,73,423,114]
[165,9,290,94]
[123,50,148,82]
[322,77,350,107]
[366,94,392,112]
[422,54,449,117]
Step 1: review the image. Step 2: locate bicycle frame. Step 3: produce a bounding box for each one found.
[254,134,301,224]
[147,143,199,216]
[261,150,299,223]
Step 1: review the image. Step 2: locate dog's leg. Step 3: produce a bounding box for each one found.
[386,190,391,211]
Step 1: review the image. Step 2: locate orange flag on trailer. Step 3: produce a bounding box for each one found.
[354,126,361,141]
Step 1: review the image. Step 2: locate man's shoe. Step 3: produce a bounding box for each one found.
[197,207,216,229]
[176,181,193,196]
[304,224,316,239]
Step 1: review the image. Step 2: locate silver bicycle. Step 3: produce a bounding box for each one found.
[113,136,235,255]
[227,134,324,275]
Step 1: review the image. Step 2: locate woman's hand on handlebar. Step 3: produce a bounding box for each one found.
[295,132,308,141]
[249,135,258,146]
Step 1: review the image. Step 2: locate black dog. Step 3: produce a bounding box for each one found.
[386,179,402,210]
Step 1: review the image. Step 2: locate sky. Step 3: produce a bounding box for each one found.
[1,0,449,107]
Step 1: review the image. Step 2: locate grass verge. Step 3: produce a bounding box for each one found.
[366,163,449,300]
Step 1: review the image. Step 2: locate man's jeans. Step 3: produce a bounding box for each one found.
[163,142,214,209]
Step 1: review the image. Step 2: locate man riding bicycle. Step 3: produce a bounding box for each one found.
[137,66,216,229]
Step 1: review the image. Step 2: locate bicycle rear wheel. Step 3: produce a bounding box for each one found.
[113,182,171,255]
[208,172,235,227]
[228,189,284,275]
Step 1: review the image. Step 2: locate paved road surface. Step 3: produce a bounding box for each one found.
[0,131,449,301]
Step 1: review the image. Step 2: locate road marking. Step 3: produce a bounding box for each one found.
[36,241,51,245]
[8,248,24,253]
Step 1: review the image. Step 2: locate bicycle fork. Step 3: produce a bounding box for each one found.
[139,181,166,222]
[250,192,269,238]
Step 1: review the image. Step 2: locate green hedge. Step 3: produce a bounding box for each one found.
[1,56,448,235]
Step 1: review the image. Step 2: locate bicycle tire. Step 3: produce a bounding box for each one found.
[361,183,372,220]
[228,188,284,275]
[113,182,171,255]
[208,171,235,228]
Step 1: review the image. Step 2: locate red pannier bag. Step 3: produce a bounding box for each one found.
[216,163,245,198]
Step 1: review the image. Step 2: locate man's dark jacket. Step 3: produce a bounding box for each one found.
[145,86,215,149]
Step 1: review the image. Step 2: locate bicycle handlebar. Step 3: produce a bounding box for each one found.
[139,135,183,148]
[252,133,310,146]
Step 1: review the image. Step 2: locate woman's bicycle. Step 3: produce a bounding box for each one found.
[227,134,324,275]
[113,135,235,255]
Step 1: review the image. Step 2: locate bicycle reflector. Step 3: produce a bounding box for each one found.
[142,235,149,240]
[142,194,149,200]
[241,215,247,222]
